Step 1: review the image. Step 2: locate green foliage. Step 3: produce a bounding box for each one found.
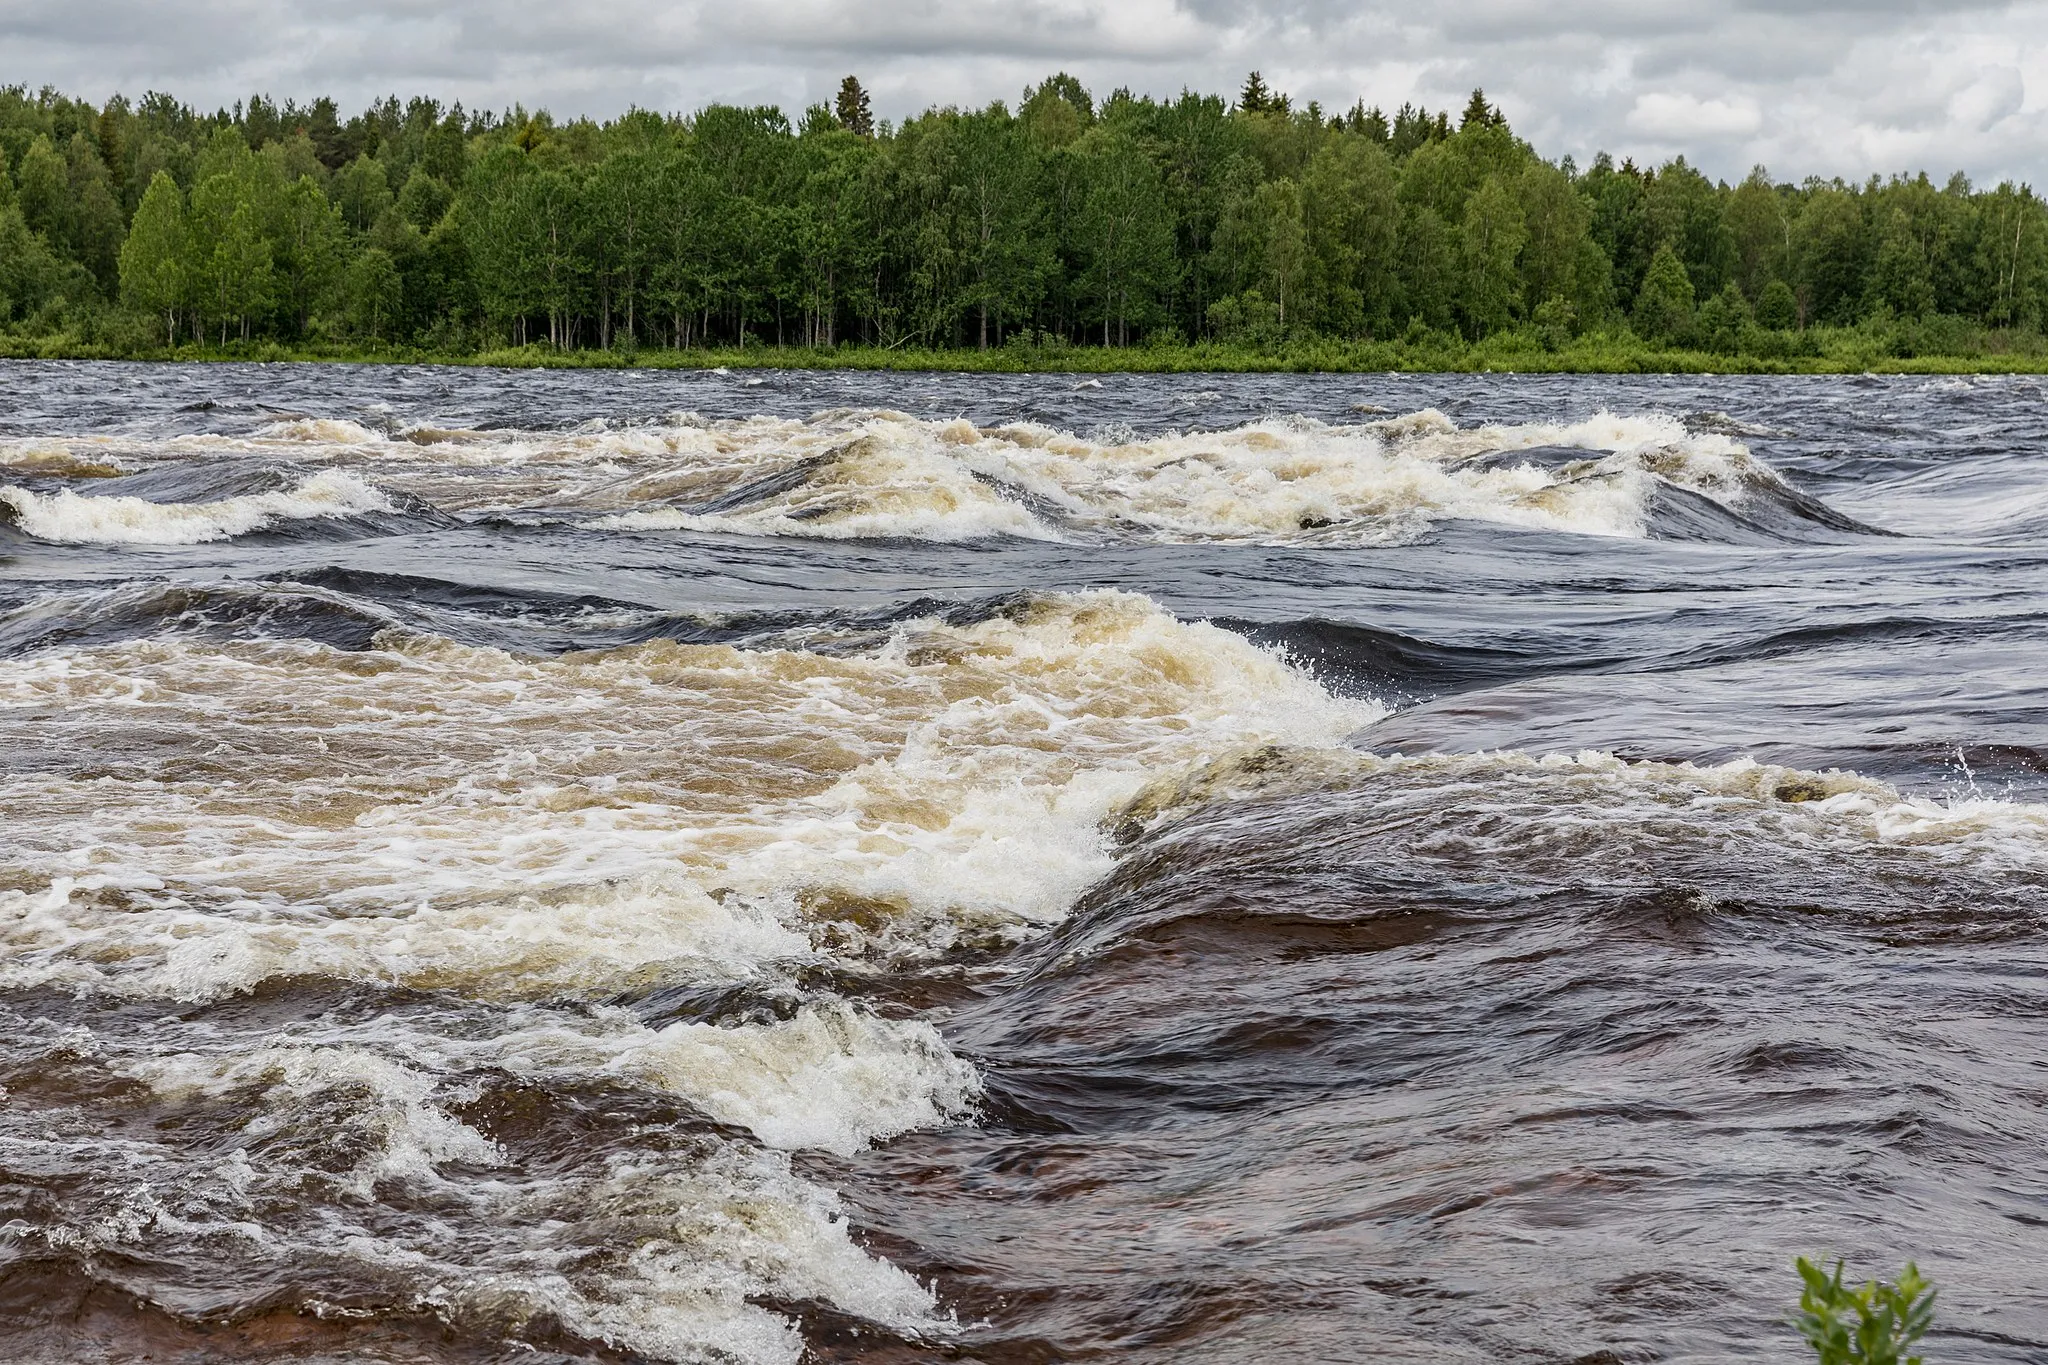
[273,175,345,336]
[16,135,70,245]
[343,247,402,339]
[1793,1258,1935,1365]
[1074,131,1179,345]
[397,167,451,229]
[1868,206,1935,319]
[117,170,185,341]
[1757,277,1799,329]
[1697,282,1751,352]
[834,77,873,139]
[185,172,275,343]
[1797,188,1869,324]
[3,77,2048,361]
[1728,166,1787,298]
[1207,288,1281,346]
[1531,294,1576,349]
[1634,243,1696,343]
[332,154,393,233]
[1300,136,1399,335]
[1460,174,1527,337]
[1238,72,1275,115]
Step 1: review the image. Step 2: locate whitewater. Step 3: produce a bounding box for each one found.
[0,362,2043,1364]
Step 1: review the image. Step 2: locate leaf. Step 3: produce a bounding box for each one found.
[1791,1257,1937,1365]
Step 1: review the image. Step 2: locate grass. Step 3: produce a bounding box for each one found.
[6,325,2048,375]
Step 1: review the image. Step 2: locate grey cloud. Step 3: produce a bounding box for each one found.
[3,0,2045,185]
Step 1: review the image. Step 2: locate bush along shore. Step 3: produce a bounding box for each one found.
[2,72,2046,372]
[6,327,2046,375]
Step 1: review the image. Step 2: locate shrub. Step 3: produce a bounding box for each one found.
[1632,244,1696,345]
[1756,279,1799,330]
[1794,1257,1935,1365]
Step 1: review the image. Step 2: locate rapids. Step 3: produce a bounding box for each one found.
[0,361,2044,1363]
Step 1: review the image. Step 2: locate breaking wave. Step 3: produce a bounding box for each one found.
[582,408,1844,545]
[0,468,402,545]
[0,585,1380,1362]
[15,406,1880,546]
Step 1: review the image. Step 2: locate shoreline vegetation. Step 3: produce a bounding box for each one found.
[9,335,2048,376]
[2,72,2045,375]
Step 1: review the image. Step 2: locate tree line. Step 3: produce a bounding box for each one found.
[0,74,2043,355]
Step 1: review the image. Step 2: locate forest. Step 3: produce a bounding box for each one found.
[0,72,2045,368]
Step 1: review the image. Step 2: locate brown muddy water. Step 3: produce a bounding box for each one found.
[0,362,2044,1363]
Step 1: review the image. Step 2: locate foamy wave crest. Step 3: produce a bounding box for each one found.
[594,427,1059,541]
[256,416,389,445]
[1117,744,2048,872]
[102,1035,948,1364]
[0,469,395,544]
[0,588,1371,1360]
[0,590,1379,1004]
[0,440,128,478]
[491,1001,982,1156]
[58,405,1811,543]
[571,408,1787,544]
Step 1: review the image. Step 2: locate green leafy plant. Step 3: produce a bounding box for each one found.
[1794,1257,1936,1365]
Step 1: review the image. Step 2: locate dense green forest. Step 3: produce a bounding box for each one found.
[1,72,2045,368]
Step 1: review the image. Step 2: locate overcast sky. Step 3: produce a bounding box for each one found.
[3,0,2043,185]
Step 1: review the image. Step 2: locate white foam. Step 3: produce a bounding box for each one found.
[132,1044,503,1196]
[0,439,128,477]
[43,406,1781,544]
[0,592,1379,1010]
[99,1028,946,1364]
[621,1006,978,1154]
[257,417,389,445]
[487,1002,981,1156]
[3,561,2035,1361]
[0,469,394,545]
[1122,744,2048,874]
[568,407,1773,545]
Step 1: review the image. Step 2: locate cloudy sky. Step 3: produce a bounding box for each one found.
[3,0,2043,185]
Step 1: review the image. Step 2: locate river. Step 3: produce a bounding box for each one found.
[1,361,2044,1362]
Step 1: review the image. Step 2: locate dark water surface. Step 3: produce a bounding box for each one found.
[1,360,2044,1363]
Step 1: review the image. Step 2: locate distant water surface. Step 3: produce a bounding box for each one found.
[1,361,2044,1363]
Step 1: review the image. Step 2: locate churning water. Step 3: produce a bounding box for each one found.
[0,361,2044,1363]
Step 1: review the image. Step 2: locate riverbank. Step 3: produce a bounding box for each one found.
[6,326,2048,375]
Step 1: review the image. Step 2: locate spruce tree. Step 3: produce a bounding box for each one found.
[834,77,873,138]
[1239,71,1270,114]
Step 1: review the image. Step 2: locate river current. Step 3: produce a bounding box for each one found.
[0,361,2043,1363]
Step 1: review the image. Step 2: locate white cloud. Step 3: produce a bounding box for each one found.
[1950,64,2026,130]
[1627,92,1763,142]
[2,0,2046,185]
